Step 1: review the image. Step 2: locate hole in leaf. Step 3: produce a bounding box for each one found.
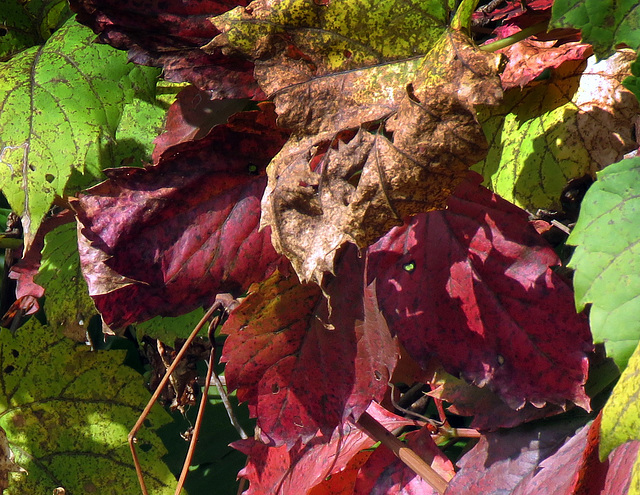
[11,349,18,358]
[343,49,352,59]
[247,163,258,175]
[374,370,382,381]
[45,173,54,183]
[403,261,416,272]
[347,169,362,188]
[29,164,35,171]
[271,383,280,394]
[497,354,505,365]
[143,418,152,428]
[0,28,7,37]
[3,366,14,374]
[139,443,152,453]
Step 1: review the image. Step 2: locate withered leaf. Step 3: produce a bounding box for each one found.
[258,31,502,283]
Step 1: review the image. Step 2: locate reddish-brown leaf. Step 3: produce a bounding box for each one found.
[233,402,418,495]
[367,174,592,410]
[68,0,264,98]
[353,426,454,495]
[221,246,398,447]
[73,105,288,329]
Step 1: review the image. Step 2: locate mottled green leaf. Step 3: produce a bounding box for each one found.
[551,0,640,59]
[474,51,638,212]
[0,0,72,60]
[209,0,457,96]
[568,157,640,370]
[0,318,174,494]
[0,18,160,247]
[35,222,96,341]
[601,341,640,461]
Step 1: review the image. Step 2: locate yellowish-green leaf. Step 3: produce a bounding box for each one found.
[474,50,638,212]
[0,318,174,494]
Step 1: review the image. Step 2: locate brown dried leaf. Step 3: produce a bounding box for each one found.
[261,31,503,283]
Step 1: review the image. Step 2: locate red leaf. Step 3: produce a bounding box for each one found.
[367,174,592,410]
[69,0,264,98]
[152,85,250,162]
[222,246,398,446]
[446,418,588,495]
[353,426,454,495]
[73,105,288,329]
[233,402,418,495]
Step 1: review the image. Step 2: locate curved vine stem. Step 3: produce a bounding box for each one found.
[129,299,224,495]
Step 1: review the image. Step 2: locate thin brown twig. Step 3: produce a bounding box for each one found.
[174,315,222,495]
[356,411,449,494]
[129,301,222,495]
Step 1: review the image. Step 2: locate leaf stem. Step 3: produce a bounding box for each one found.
[480,21,549,52]
[357,411,449,494]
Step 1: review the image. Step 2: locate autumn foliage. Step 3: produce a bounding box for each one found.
[1,0,640,494]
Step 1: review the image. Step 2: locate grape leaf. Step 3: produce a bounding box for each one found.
[232,402,417,495]
[73,104,289,329]
[0,0,72,59]
[368,174,592,410]
[353,426,454,495]
[0,18,160,247]
[568,157,640,370]
[135,309,207,342]
[551,0,640,59]
[0,318,174,494]
[35,222,96,342]
[69,0,263,98]
[209,1,502,284]
[221,251,397,447]
[474,49,639,212]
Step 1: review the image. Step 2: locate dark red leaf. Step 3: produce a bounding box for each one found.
[353,426,454,495]
[68,0,264,98]
[367,174,592,410]
[233,402,417,495]
[152,85,250,162]
[221,246,398,447]
[73,104,288,329]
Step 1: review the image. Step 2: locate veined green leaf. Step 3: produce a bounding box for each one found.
[0,17,160,247]
[568,157,640,370]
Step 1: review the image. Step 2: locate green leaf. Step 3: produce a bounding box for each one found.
[35,222,96,341]
[551,0,640,59]
[623,57,640,103]
[474,51,638,212]
[601,341,640,460]
[136,308,207,342]
[568,157,640,370]
[0,0,72,60]
[0,17,160,247]
[0,318,174,494]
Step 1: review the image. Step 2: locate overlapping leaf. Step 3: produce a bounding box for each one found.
[448,417,638,495]
[367,175,592,410]
[232,402,417,495]
[551,0,640,58]
[221,249,397,447]
[69,0,263,98]
[0,18,160,248]
[0,318,174,494]
[475,49,639,212]
[568,157,640,370]
[209,0,502,284]
[73,104,289,329]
